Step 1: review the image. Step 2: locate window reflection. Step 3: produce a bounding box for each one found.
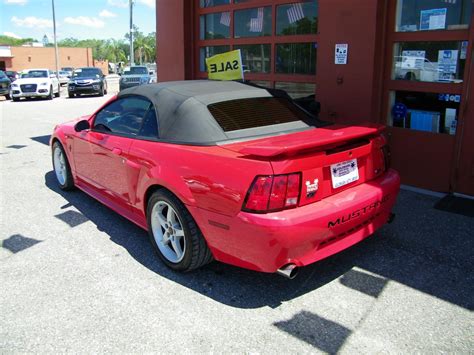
[199,0,230,8]
[235,44,271,73]
[396,0,472,32]
[392,41,467,83]
[200,12,231,40]
[200,46,231,72]
[276,1,318,35]
[388,91,461,134]
[276,43,317,75]
[234,7,272,38]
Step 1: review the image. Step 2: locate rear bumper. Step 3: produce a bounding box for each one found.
[189,169,400,273]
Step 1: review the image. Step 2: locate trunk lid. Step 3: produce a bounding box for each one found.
[223,124,387,206]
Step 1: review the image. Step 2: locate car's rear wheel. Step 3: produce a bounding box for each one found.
[147,190,213,271]
[52,141,75,190]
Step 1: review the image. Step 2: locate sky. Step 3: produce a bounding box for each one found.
[1,0,156,42]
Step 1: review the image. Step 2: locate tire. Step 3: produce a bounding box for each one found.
[98,85,104,97]
[104,85,107,95]
[48,86,53,100]
[68,92,75,98]
[147,189,213,272]
[12,96,19,102]
[55,85,60,97]
[5,94,11,100]
[52,141,75,191]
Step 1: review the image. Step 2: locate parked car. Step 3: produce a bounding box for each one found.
[119,66,152,91]
[5,70,19,82]
[10,68,60,101]
[68,67,107,98]
[50,81,400,278]
[0,70,11,100]
[61,67,74,77]
[393,56,442,82]
[52,70,70,86]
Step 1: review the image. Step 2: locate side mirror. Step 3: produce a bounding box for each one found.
[74,120,90,132]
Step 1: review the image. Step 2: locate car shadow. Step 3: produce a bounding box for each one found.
[44,171,473,310]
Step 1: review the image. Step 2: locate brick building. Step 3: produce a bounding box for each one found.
[0,46,93,72]
[156,0,474,196]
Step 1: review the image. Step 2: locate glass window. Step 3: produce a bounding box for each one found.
[234,44,271,73]
[200,12,231,40]
[199,0,230,8]
[200,45,231,72]
[392,41,467,83]
[93,97,153,136]
[234,7,272,38]
[396,0,472,32]
[276,43,317,75]
[275,82,316,99]
[276,1,318,35]
[138,109,158,139]
[207,97,311,132]
[388,90,461,135]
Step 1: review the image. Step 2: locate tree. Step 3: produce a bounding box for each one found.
[0,35,38,46]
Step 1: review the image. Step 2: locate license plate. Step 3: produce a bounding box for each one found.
[331,159,359,189]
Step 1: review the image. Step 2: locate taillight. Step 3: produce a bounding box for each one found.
[243,173,301,213]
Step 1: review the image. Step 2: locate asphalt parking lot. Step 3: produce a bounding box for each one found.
[1,86,473,353]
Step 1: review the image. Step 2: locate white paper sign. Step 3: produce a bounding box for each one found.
[438,50,458,81]
[335,44,348,65]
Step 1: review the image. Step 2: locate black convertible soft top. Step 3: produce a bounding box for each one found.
[118,80,311,144]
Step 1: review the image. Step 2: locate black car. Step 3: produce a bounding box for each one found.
[119,66,152,91]
[68,67,107,98]
[0,70,11,100]
[5,70,19,82]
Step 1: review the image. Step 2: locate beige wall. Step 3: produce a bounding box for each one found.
[93,59,109,75]
[5,47,93,72]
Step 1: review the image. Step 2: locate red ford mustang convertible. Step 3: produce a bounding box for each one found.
[51,81,400,278]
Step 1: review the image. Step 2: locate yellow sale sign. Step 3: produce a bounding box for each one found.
[206,49,244,81]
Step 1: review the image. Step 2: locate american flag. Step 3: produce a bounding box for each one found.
[287,3,305,24]
[249,7,264,33]
[220,11,231,27]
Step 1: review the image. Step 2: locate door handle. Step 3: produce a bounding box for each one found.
[112,147,122,155]
[89,131,104,140]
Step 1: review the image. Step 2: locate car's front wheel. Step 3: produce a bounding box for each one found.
[55,85,60,97]
[48,86,53,100]
[5,94,11,100]
[52,141,75,190]
[147,190,213,271]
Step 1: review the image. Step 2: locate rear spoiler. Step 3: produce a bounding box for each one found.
[224,124,385,158]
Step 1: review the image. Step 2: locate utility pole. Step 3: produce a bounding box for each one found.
[52,0,60,77]
[129,0,134,66]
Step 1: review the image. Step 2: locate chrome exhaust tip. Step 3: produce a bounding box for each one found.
[276,264,299,279]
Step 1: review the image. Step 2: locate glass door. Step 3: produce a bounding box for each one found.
[382,0,473,193]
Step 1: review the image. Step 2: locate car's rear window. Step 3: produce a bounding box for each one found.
[207,97,311,132]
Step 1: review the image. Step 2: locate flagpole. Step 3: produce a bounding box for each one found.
[129,0,134,66]
[52,0,60,77]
